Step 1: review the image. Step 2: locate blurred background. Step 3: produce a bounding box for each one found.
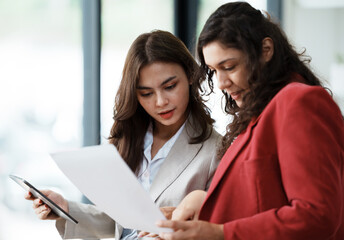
[0,0,343,239]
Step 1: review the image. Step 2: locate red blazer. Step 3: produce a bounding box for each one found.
[199,82,344,240]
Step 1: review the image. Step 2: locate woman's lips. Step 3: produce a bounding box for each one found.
[230,91,242,100]
[159,109,174,119]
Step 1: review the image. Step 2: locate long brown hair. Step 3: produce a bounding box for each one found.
[197,2,324,157]
[109,30,214,174]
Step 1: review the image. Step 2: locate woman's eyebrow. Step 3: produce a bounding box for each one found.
[207,58,236,69]
[217,58,236,66]
[160,76,176,86]
[136,85,151,90]
[137,76,176,89]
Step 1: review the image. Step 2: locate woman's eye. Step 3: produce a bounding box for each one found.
[165,83,176,90]
[140,92,152,97]
[225,65,235,71]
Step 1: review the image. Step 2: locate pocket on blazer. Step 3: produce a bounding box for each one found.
[241,154,288,212]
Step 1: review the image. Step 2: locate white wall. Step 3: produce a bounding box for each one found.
[283,0,344,111]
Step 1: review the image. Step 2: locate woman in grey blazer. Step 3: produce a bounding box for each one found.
[25,30,221,240]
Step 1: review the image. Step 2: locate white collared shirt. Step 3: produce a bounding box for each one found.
[121,121,186,240]
[137,122,186,192]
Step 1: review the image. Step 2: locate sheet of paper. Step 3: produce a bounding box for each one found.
[51,144,171,234]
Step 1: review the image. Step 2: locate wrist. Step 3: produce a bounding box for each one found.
[214,223,224,240]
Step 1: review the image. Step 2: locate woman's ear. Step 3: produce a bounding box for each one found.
[261,37,274,63]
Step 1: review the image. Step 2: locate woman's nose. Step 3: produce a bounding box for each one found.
[156,92,168,107]
[216,71,231,90]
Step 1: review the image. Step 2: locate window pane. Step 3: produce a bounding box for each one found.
[0,0,83,239]
[284,0,344,112]
[101,0,174,141]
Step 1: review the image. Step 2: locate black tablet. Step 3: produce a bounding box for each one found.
[9,174,78,224]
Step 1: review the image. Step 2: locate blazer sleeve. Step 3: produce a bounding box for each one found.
[223,86,344,239]
[56,201,116,239]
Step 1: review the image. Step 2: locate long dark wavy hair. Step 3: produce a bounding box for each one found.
[109,30,214,174]
[197,2,324,157]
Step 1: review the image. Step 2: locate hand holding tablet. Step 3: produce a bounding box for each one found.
[9,174,78,224]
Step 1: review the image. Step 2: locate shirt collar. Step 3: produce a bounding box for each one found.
[143,120,186,163]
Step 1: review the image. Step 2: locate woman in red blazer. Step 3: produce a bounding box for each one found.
[157,2,344,240]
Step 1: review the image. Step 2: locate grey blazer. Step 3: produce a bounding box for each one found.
[56,120,221,239]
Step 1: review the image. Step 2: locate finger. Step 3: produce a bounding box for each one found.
[33,198,43,208]
[25,192,38,201]
[147,233,159,237]
[24,191,33,200]
[138,231,159,238]
[158,232,174,240]
[156,220,189,231]
[159,229,190,240]
[172,208,193,221]
[138,231,149,237]
[34,205,51,219]
[34,204,47,214]
[173,206,198,221]
[39,207,52,220]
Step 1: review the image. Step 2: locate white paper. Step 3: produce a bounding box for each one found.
[51,144,171,234]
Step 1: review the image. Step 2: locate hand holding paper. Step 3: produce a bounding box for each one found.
[51,144,171,234]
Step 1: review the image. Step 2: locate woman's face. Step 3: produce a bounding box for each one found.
[203,41,250,108]
[137,62,190,131]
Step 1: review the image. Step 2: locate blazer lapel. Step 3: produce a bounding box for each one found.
[205,118,258,198]
[149,125,203,202]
